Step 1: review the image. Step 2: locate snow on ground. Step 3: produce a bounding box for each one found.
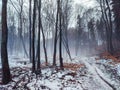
[0,56,31,68]
[82,56,120,89]
[0,56,120,90]
[116,64,120,75]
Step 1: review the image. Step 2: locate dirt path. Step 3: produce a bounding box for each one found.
[79,57,116,90]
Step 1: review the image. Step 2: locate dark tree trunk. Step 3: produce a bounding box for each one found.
[105,0,114,54]
[32,0,37,73]
[100,0,114,54]
[112,0,120,41]
[53,0,59,66]
[1,0,11,84]
[59,1,63,69]
[40,16,48,66]
[36,0,41,73]
[29,0,32,62]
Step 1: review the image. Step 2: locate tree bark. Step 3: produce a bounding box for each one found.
[59,1,63,69]
[100,0,114,54]
[36,0,41,73]
[32,0,37,73]
[29,0,32,62]
[1,0,11,84]
[40,15,48,66]
[105,0,114,54]
[53,0,59,66]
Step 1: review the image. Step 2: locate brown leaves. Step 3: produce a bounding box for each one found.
[99,52,120,64]
[63,63,85,71]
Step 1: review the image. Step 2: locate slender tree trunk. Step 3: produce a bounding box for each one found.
[59,1,63,69]
[1,0,11,84]
[53,0,59,66]
[62,36,72,61]
[32,0,36,73]
[105,0,114,54]
[40,20,48,66]
[100,0,108,51]
[36,0,41,73]
[100,0,114,54]
[112,0,120,42]
[29,0,32,62]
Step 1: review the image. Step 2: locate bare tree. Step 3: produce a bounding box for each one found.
[32,0,37,73]
[59,0,63,69]
[29,0,32,62]
[18,0,29,57]
[53,0,59,66]
[1,0,11,84]
[99,0,114,54]
[41,20,48,66]
[61,0,72,60]
[36,0,41,74]
[75,15,83,56]
[112,0,120,41]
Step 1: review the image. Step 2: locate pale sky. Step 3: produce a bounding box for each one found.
[74,0,98,8]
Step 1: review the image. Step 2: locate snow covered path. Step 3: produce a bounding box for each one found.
[79,57,116,90]
[0,56,119,90]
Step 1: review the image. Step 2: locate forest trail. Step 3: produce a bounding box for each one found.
[79,57,116,90]
[0,57,119,90]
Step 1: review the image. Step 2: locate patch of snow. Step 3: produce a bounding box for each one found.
[115,64,120,76]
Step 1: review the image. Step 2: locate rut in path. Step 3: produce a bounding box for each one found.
[79,57,116,90]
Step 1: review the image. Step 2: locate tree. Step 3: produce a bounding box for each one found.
[8,0,29,57]
[75,15,83,56]
[96,19,105,42]
[53,0,59,66]
[37,0,48,66]
[29,0,32,62]
[32,0,37,73]
[53,0,64,69]
[1,0,11,84]
[112,0,120,41]
[40,17,48,66]
[36,0,41,74]
[99,0,114,54]
[88,18,96,42]
[59,0,63,69]
[61,0,72,60]
[18,0,28,57]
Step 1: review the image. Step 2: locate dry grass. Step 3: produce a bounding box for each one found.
[63,63,85,71]
[98,52,120,65]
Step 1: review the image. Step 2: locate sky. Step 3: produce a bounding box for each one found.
[0,0,98,27]
[74,0,98,8]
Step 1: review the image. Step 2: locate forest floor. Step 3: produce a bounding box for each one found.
[0,55,120,90]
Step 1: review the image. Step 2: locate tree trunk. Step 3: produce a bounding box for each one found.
[105,0,114,54]
[29,0,32,62]
[112,0,120,42]
[40,16,48,66]
[32,0,37,73]
[53,0,59,66]
[19,0,28,58]
[100,0,114,55]
[1,0,11,84]
[59,1,63,69]
[36,0,41,73]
